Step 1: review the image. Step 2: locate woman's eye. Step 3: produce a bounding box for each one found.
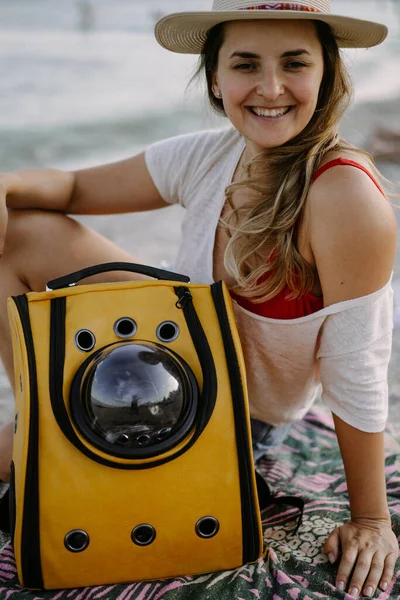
[234,63,256,71]
[285,61,307,70]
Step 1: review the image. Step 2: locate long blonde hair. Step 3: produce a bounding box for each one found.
[196,20,382,301]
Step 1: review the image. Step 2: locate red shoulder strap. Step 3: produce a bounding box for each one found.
[312,158,385,196]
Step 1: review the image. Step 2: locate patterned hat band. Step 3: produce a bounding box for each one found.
[239,3,320,12]
[155,0,388,53]
[212,0,330,10]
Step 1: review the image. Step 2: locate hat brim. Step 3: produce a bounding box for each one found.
[155,11,388,53]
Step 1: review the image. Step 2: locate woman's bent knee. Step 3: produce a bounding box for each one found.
[6,208,80,253]
[2,208,139,292]
[3,209,85,289]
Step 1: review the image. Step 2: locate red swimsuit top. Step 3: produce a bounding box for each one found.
[231,158,385,320]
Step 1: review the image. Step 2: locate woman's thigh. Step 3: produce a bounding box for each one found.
[3,208,144,292]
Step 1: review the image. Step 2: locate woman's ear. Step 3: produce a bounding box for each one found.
[211,74,219,97]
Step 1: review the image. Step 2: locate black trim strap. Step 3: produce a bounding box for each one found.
[211,281,261,564]
[11,295,43,588]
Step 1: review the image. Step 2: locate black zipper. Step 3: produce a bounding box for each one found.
[174,287,217,432]
[210,282,261,564]
[12,294,43,588]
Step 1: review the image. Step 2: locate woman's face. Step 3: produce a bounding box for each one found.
[213,20,325,157]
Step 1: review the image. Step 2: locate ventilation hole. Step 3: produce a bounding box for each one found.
[136,434,151,447]
[131,524,156,546]
[114,318,137,339]
[156,428,171,441]
[64,530,90,553]
[195,517,220,539]
[75,330,96,352]
[156,321,179,343]
[117,433,130,445]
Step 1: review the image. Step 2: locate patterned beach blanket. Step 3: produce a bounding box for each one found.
[1,408,399,600]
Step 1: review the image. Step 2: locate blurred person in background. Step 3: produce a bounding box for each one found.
[77,0,95,31]
[0,1,399,598]
[368,127,400,163]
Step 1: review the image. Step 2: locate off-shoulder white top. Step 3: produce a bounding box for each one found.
[145,128,394,433]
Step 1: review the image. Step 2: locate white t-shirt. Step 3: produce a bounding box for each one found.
[145,127,394,433]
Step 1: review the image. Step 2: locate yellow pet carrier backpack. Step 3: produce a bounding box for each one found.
[3,262,269,590]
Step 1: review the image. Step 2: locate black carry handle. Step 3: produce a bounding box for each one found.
[46,262,190,291]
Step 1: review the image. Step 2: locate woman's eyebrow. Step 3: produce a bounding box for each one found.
[281,49,311,57]
[229,51,260,59]
[229,49,311,59]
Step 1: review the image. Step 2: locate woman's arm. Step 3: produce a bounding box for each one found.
[325,417,398,598]
[308,162,398,598]
[0,152,167,217]
[333,416,389,521]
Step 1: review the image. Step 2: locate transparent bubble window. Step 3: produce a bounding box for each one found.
[70,341,198,459]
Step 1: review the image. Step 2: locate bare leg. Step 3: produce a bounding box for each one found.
[0,208,144,480]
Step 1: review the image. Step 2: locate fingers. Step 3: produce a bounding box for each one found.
[377,551,399,593]
[334,548,398,598]
[347,551,384,598]
[323,527,340,565]
[335,544,360,596]
[350,550,398,598]
[324,521,399,597]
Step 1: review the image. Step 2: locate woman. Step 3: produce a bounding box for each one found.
[0,1,398,597]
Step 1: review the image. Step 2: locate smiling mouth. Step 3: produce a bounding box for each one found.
[249,106,293,118]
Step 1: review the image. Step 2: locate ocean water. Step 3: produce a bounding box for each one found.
[0,0,399,171]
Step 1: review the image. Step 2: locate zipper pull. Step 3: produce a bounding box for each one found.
[175,287,192,309]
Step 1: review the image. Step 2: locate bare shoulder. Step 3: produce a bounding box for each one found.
[317,147,373,170]
[307,149,397,306]
[309,147,391,220]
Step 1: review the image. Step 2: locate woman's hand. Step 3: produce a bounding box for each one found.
[324,517,399,598]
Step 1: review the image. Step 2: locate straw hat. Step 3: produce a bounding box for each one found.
[155,0,388,53]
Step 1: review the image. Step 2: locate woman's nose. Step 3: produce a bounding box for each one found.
[255,70,285,100]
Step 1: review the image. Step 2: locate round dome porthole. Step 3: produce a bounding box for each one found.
[70,341,198,459]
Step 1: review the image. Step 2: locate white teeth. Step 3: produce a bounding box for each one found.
[252,107,290,118]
